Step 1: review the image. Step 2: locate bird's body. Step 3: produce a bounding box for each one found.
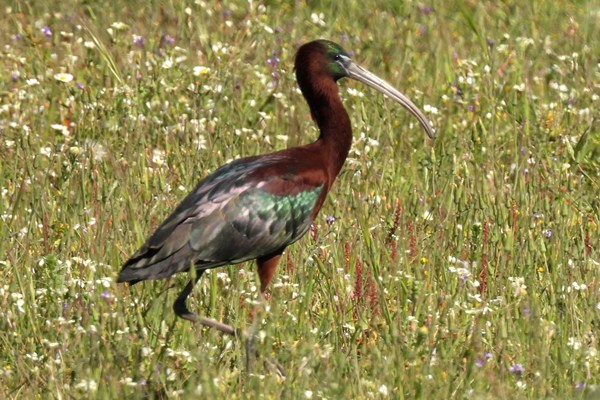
[118,40,434,324]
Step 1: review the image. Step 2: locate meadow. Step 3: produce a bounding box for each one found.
[1,0,599,398]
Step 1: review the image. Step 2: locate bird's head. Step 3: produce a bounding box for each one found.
[295,39,435,139]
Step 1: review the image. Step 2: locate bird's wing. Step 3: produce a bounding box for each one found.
[118,155,325,283]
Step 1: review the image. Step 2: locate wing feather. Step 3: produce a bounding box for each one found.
[118,152,326,283]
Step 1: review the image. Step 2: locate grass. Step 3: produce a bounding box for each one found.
[1,0,599,398]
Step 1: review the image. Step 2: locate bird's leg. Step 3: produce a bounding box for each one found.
[173,270,237,336]
[245,252,286,375]
[173,270,204,321]
[257,252,281,294]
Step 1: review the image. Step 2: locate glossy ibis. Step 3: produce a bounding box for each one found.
[118,39,434,333]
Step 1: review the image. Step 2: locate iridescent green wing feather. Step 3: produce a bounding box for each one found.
[118,155,324,283]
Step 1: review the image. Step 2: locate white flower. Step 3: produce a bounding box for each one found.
[508,276,527,297]
[110,21,129,30]
[152,149,166,167]
[379,384,389,396]
[567,337,582,350]
[50,123,70,136]
[423,104,439,114]
[193,66,211,76]
[162,58,174,69]
[53,73,73,83]
[26,78,40,86]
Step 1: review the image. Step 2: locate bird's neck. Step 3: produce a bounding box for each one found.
[305,80,353,182]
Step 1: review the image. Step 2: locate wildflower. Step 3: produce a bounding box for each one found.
[50,123,70,136]
[509,363,524,376]
[41,26,52,38]
[545,229,552,238]
[423,104,439,114]
[110,21,129,31]
[347,88,364,97]
[132,34,144,48]
[378,384,389,396]
[161,58,174,69]
[326,215,335,225]
[151,149,166,167]
[193,66,210,76]
[164,34,175,44]
[54,73,73,83]
[508,276,527,297]
[267,52,280,68]
[475,352,493,367]
[26,78,40,86]
[74,379,98,392]
[567,337,582,350]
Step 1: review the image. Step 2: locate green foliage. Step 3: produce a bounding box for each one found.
[0,0,598,398]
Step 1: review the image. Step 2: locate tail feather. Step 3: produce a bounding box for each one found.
[119,244,195,282]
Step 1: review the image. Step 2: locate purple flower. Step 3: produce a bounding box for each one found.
[41,26,52,38]
[76,82,85,90]
[475,352,492,367]
[509,363,524,376]
[164,35,175,45]
[468,104,474,112]
[267,53,280,68]
[326,215,335,226]
[545,229,552,238]
[133,35,145,48]
[341,33,349,42]
[11,71,19,82]
[418,4,433,15]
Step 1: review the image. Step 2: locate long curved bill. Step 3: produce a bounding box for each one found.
[346,62,435,139]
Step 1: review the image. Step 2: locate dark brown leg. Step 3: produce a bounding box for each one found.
[257,251,283,293]
[173,270,236,336]
[244,251,286,376]
[173,271,203,321]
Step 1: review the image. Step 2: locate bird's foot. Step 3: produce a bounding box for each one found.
[173,299,237,335]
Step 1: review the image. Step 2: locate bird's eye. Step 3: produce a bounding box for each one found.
[333,54,341,61]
